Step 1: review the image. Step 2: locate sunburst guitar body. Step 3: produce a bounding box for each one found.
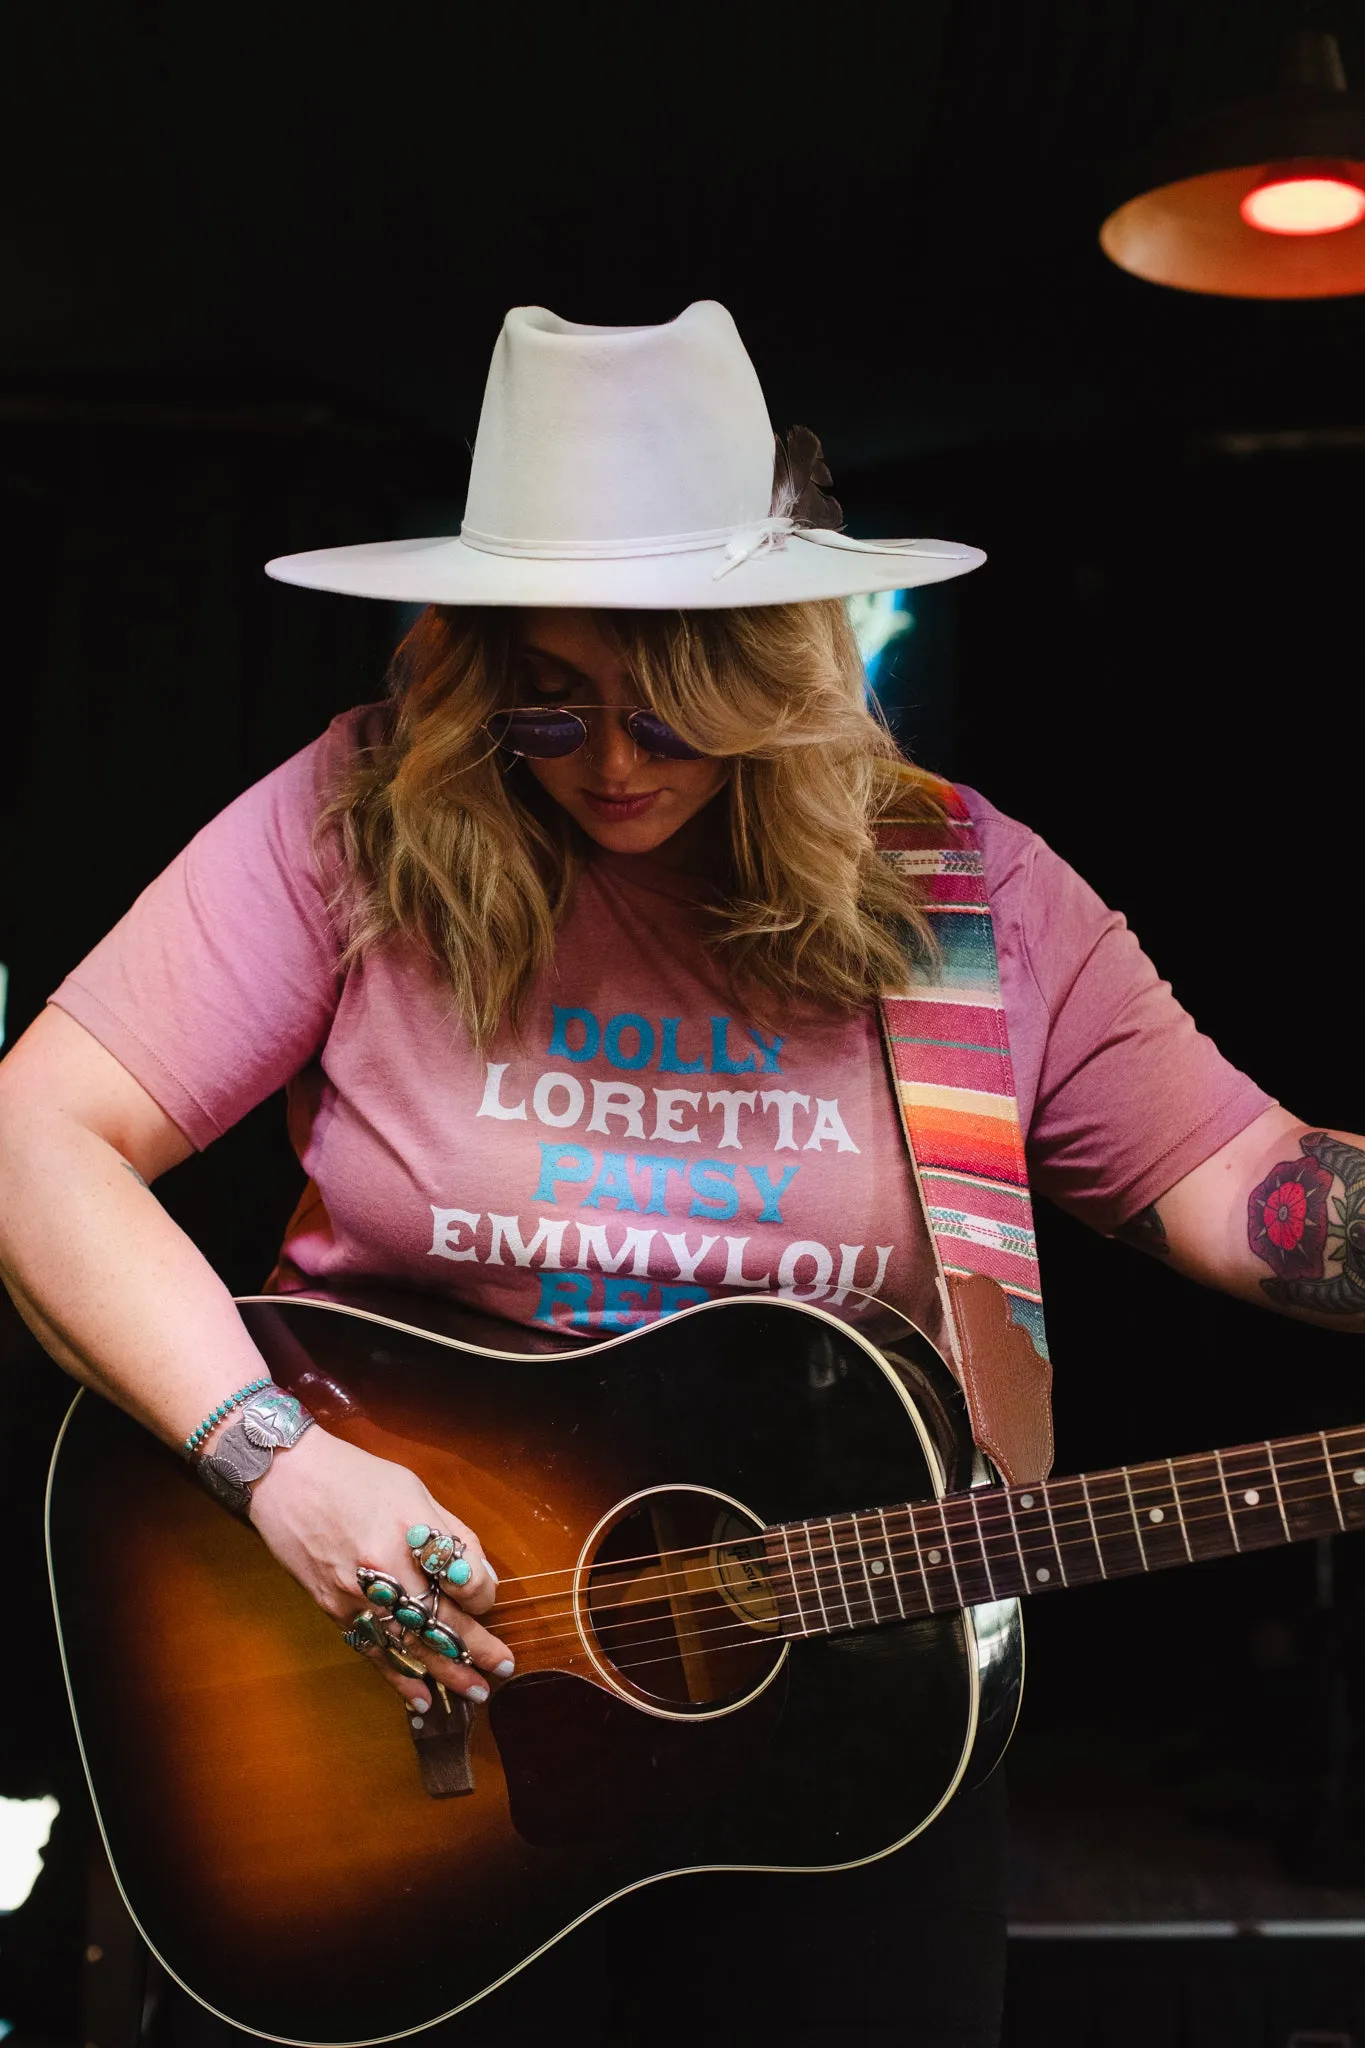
[47,1290,1020,2042]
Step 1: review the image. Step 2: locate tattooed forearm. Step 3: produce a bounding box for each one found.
[1248,1130,1365,1317]
[1116,1203,1171,1257]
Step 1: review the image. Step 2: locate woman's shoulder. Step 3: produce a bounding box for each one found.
[243,701,392,836]
[949,783,1135,1014]
[950,783,1039,884]
[162,703,395,906]
[309,700,394,787]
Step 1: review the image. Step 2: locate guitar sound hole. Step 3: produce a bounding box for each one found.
[584,1489,784,1713]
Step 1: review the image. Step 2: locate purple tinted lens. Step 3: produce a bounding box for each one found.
[486,709,587,758]
[627,711,703,760]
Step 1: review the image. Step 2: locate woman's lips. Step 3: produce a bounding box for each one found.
[582,789,662,821]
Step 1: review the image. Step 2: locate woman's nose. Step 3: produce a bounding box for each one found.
[587,710,644,777]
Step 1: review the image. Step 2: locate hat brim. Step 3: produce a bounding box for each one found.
[263,532,986,608]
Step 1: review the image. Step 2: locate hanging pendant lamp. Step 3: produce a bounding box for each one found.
[1100,30,1365,297]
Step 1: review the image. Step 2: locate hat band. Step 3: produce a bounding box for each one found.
[458,521,761,561]
[460,519,970,567]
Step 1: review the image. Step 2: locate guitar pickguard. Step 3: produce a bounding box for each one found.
[490,1665,789,1848]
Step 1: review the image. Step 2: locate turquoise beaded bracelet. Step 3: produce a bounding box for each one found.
[184,1376,272,1457]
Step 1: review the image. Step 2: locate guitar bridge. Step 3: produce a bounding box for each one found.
[407,1683,474,1798]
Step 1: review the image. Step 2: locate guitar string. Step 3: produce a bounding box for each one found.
[453,1430,1365,1621]
[457,1465,1363,1666]
[444,1449,1351,1675]
[471,1423,1365,1605]
[471,1481,1354,1678]
[476,1456,1365,1645]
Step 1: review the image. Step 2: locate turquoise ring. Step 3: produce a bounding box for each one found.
[356,1567,405,1609]
[420,1621,471,1665]
[408,1525,474,1592]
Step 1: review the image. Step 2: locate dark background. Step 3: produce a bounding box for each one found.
[3,3,1365,2041]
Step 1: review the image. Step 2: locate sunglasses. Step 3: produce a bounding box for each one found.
[484,703,704,762]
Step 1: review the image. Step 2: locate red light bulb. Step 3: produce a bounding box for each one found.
[1241,175,1365,234]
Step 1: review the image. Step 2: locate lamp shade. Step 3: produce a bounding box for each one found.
[1100,31,1365,298]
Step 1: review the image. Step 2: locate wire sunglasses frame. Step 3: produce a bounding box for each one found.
[482,703,705,763]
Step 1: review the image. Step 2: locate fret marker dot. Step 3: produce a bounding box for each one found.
[1035,1567,1051,1583]
[870,1559,886,1575]
[1354,1471,1365,1487]
[1020,1494,1034,1509]
[1148,1507,1165,1523]
[928,1549,942,1565]
[1243,1489,1260,1506]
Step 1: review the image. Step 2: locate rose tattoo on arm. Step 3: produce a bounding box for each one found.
[1248,1131,1365,1316]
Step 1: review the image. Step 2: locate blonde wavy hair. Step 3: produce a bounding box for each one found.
[315,599,943,1047]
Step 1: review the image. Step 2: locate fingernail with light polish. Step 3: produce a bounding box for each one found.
[409,1694,430,1713]
[494,1659,515,1678]
[467,1685,489,1703]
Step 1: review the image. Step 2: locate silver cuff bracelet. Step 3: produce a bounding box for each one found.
[191,1386,316,1517]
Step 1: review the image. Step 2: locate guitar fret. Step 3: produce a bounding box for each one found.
[941,1495,995,1606]
[968,1492,998,1598]
[1217,1444,1300,1551]
[870,1505,915,1614]
[1272,1439,1338,1545]
[1322,1432,1347,1532]
[937,1502,967,1606]
[1043,1476,1106,1585]
[1041,1489,1069,1587]
[1264,1442,1292,1544]
[1212,1448,1241,1552]
[1121,1467,1150,1571]
[847,1515,892,1622]
[903,1506,939,1611]
[1079,1473,1107,1578]
[826,1516,865,1628]
[1120,1460,1190,1571]
[802,1526,835,1631]
[1167,1458,1194,1563]
[839,1515,879,1622]
[1168,1453,1238,1565]
[910,1503,961,1611]
[1003,1488,1029,1580]
[850,1515,873,1607]
[1323,1430,1365,1532]
[973,1486,1027,1599]
[1005,1484,1066,1590]
[1080,1470,1145,1576]
[773,1527,812,1636]
[876,1508,910,1618]
[762,1425,1365,1650]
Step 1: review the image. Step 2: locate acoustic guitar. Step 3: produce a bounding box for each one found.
[46,1288,1365,2043]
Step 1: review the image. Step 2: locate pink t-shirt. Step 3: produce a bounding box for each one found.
[49,706,1272,1339]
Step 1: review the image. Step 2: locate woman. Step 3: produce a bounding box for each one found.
[1,303,1360,2048]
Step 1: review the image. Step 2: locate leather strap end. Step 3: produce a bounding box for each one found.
[944,1272,1055,1487]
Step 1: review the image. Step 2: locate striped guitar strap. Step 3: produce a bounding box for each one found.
[877,786,1055,1485]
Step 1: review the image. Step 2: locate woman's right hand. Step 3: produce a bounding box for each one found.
[245,1425,513,1712]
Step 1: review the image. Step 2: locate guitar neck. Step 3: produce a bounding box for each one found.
[765,1421,1365,1636]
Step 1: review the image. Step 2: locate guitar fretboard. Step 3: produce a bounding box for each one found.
[763,1424,1365,1635]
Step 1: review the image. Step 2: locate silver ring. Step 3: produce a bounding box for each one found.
[343,1611,386,1653]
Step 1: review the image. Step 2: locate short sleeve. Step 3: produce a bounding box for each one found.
[47,708,374,1148]
[964,790,1275,1234]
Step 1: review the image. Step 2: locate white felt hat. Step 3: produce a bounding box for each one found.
[265,302,984,608]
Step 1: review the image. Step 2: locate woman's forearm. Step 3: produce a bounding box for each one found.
[0,1018,511,1709]
[0,1106,273,1450]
